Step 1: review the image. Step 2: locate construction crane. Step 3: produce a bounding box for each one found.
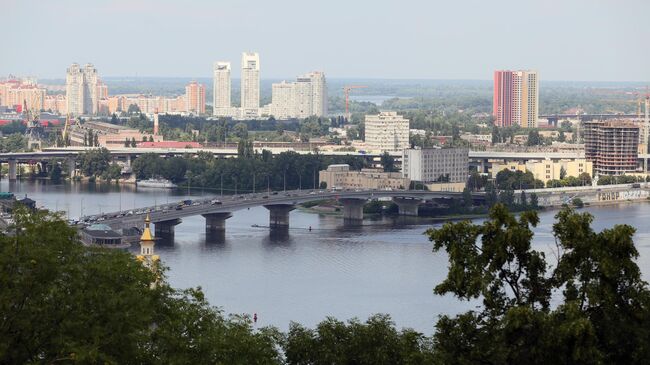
[342,85,368,120]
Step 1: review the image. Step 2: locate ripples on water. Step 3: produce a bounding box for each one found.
[3,180,650,333]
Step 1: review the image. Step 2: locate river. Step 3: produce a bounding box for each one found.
[3,179,650,334]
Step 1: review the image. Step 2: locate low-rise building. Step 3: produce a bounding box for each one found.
[69,120,163,148]
[491,159,593,184]
[402,147,469,183]
[319,164,409,190]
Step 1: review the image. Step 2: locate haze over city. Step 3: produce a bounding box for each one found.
[3,0,650,81]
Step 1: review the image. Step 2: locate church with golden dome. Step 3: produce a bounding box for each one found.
[136,214,160,270]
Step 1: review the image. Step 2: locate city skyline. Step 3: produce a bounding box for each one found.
[3,0,649,82]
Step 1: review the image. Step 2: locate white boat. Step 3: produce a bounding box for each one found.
[137,178,177,189]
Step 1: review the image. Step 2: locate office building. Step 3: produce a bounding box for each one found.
[185,81,206,115]
[402,147,469,183]
[213,61,231,116]
[319,164,409,190]
[241,52,260,117]
[584,120,639,175]
[364,111,409,152]
[493,70,538,128]
[66,63,102,116]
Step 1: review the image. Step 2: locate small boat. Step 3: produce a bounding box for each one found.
[137,178,177,189]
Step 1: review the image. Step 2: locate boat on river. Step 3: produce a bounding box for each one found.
[136,178,177,189]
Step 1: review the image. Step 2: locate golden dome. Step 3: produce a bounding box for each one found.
[140,214,155,242]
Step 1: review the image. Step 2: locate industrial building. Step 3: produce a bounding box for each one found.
[319,164,409,190]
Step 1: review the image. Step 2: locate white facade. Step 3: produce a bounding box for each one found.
[402,147,469,183]
[241,52,260,116]
[66,63,100,116]
[364,111,409,152]
[269,81,294,119]
[267,71,328,119]
[212,61,231,116]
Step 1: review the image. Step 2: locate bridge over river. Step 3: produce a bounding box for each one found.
[84,189,481,237]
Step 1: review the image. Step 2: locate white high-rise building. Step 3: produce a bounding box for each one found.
[66,63,100,116]
[305,71,327,117]
[241,52,260,117]
[268,71,328,119]
[212,61,231,116]
[269,81,295,119]
[364,111,409,152]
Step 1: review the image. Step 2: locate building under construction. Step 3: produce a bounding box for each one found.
[584,120,639,175]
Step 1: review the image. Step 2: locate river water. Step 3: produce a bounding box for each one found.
[3,180,650,334]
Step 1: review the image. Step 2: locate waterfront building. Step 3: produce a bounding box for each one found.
[402,147,469,183]
[319,164,410,190]
[364,111,409,152]
[491,159,593,184]
[185,81,206,115]
[584,120,639,175]
[213,61,232,116]
[493,70,538,128]
[66,63,103,116]
[80,224,123,246]
[241,52,260,117]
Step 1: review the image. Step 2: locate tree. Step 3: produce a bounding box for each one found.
[529,192,539,209]
[127,103,141,114]
[78,148,111,177]
[319,181,327,189]
[380,152,397,172]
[131,137,137,148]
[491,126,501,144]
[49,163,62,183]
[149,135,154,142]
[520,190,527,208]
[0,208,282,364]
[124,138,130,147]
[526,130,541,146]
[558,130,566,142]
[462,187,473,209]
[427,205,650,364]
[560,166,567,180]
[571,197,584,208]
[233,122,249,140]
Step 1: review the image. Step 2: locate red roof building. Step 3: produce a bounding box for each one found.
[137,141,201,149]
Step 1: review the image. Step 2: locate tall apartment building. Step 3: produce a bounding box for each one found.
[268,71,328,119]
[364,111,409,152]
[241,52,260,117]
[185,81,206,115]
[493,70,538,128]
[212,61,231,116]
[66,63,102,116]
[402,147,469,183]
[584,120,639,175]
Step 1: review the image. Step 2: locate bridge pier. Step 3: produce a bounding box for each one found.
[67,158,76,177]
[154,218,181,238]
[340,198,365,226]
[393,197,422,216]
[8,160,17,180]
[202,212,232,233]
[264,204,295,229]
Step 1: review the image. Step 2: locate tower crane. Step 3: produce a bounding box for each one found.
[342,85,368,120]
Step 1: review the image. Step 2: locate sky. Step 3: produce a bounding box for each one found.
[3,0,649,81]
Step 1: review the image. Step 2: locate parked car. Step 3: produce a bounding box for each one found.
[211,199,222,205]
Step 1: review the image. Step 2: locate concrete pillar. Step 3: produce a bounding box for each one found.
[264,204,295,229]
[67,158,76,177]
[202,212,232,233]
[393,197,422,216]
[8,160,17,180]
[154,218,181,238]
[340,198,365,225]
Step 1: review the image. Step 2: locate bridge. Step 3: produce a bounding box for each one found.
[84,189,479,238]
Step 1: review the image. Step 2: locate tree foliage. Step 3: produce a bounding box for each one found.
[427,205,650,364]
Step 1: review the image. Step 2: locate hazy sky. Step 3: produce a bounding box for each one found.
[3,0,649,81]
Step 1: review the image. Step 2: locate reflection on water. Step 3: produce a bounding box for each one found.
[3,179,650,333]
